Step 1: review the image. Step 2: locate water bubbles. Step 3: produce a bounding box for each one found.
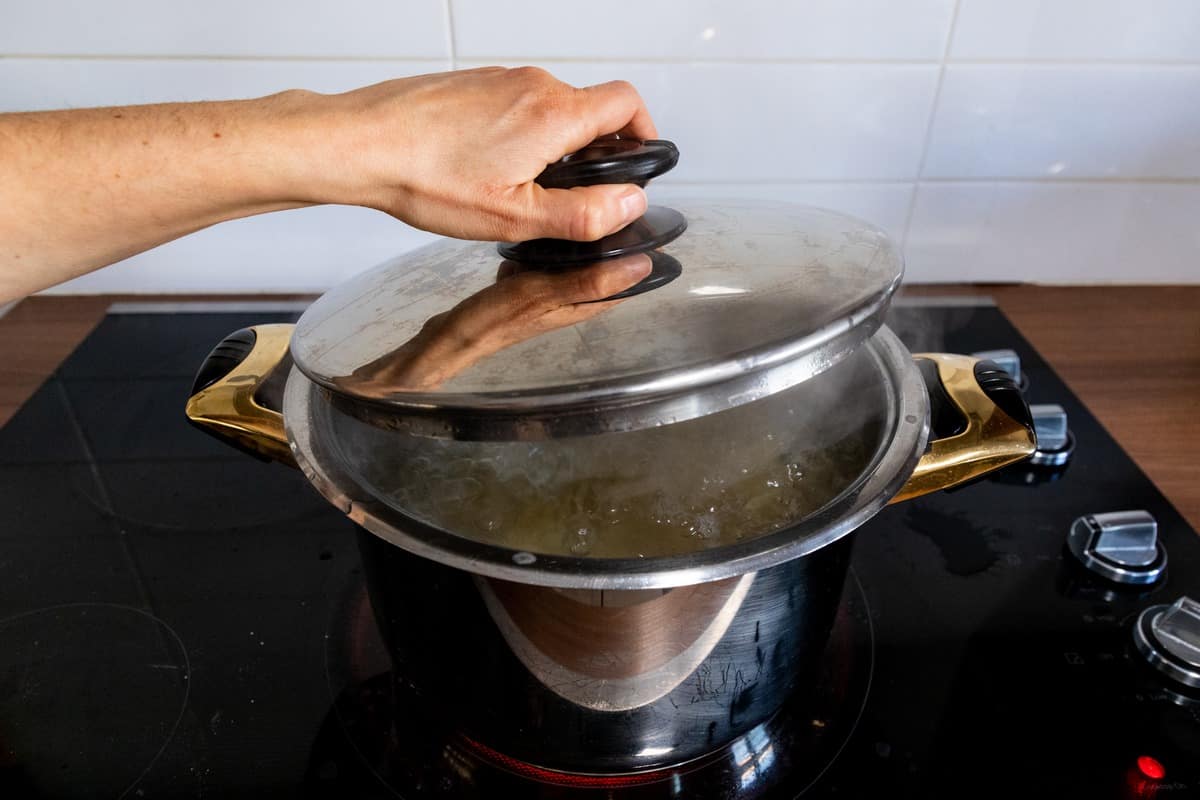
[567,527,592,556]
[356,377,874,560]
[692,513,719,539]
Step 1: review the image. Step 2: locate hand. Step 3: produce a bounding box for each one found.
[314,67,657,243]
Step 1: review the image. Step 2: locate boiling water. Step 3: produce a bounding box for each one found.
[338,360,885,559]
[376,427,872,558]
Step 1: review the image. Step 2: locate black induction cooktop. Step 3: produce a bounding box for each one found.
[1,299,1197,799]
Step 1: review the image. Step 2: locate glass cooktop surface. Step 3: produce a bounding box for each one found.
[0,300,1197,798]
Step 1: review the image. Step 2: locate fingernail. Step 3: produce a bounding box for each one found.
[618,187,647,224]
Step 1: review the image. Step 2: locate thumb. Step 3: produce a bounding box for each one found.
[522,183,647,242]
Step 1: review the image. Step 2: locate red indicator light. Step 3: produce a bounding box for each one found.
[1136,755,1165,781]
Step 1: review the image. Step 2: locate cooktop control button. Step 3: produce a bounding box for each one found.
[1134,596,1200,689]
[1028,403,1074,466]
[1067,510,1167,585]
[971,349,1029,391]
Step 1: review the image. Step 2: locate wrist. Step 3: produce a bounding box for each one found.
[219,89,370,212]
[253,87,395,211]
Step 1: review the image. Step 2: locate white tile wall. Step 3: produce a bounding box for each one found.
[1,1,449,58]
[907,182,1200,283]
[45,206,438,295]
[952,0,1200,62]
[452,0,956,61]
[1,0,1198,292]
[461,62,941,181]
[0,59,450,110]
[924,65,1200,179]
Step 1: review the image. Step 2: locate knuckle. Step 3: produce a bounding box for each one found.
[508,65,551,84]
[607,79,637,97]
[508,67,573,119]
[592,79,642,111]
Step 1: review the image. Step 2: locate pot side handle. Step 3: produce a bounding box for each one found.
[890,354,1036,504]
[184,323,297,467]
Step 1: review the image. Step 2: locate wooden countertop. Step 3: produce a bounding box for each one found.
[2,286,1198,530]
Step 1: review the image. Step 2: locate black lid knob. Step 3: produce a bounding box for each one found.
[498,206,687,267]
[499,138,686,300]
[535,138,679,189]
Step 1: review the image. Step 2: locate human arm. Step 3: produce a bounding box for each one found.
[0,67,655,302]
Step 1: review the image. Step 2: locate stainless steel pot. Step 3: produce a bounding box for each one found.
[355,526,853,774]
[184,140,1036,774]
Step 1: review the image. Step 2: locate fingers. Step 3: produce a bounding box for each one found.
[497,77,655,241]
[516,183,647,242]
[500,78,653,242]
[365,67,663,245]
[576,80,658,142]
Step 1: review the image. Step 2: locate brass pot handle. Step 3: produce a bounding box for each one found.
[891,353,1036,504]
[185,323,296,467]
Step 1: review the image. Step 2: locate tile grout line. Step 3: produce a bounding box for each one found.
[4,53,1198,66]
[901,0,962,258]
[913,177,1200,185]
[937,58,1200,67]
[449,57,1200,68]
[657,177,1200,186]
[444,0,457,69]
[0,53,451,63]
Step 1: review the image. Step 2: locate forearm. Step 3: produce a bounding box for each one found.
[0,68,656,302]
[0,91,330,301]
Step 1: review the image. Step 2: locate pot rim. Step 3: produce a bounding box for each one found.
[283,325,929,589]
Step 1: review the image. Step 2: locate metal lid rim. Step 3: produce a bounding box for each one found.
[291,280,898,415]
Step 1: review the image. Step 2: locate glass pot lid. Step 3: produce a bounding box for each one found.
[284,324,929,588]
[290,200,903,441]
[329,340,889,559]
[282,140,915,585]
